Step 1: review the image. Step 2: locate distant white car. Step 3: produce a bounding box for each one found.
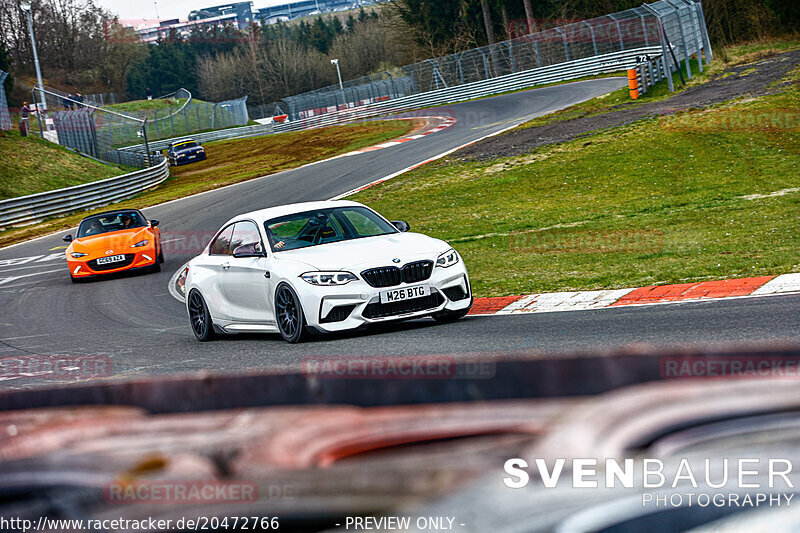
[184,200,472,343]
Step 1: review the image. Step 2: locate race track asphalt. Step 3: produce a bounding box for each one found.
[1,77,798,388]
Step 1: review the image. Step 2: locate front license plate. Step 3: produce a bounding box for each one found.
[380,284,430,304]
[96,254,126,265]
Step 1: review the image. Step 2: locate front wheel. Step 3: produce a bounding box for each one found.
[188,290,216,341]
[275,284,307,343]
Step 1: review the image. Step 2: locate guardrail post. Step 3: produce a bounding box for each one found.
[457,56,464,85]
[534,40,542,67]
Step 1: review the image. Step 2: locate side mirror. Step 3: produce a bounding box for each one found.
[150,219,160,227]
[63,234,73,242]
[233,242,265,258]
[391,220,411,233]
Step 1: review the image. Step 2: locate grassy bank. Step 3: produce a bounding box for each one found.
[0,119,417,248]
[0,130,125,200]
[352,61,800,297]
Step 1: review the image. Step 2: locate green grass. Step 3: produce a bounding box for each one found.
[0,119,418,248]
[0,130,125,200]
[105,98,191,113]
[514,37,800,132]
[352,65,800,297]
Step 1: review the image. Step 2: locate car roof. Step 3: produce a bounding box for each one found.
[79,209,145,222]
[226,200,367,226]
[171,139,198,146]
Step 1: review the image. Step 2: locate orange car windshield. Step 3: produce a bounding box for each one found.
[78,212,146,238]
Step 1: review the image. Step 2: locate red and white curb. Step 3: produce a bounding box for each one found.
[468,274,800,316]
[334,116,457,158]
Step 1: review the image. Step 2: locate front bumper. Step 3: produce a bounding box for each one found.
[67,248,158,278]
[174,153,206,165]
[298,265,472,333]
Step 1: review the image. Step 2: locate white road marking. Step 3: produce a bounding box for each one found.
[0,269,63,286]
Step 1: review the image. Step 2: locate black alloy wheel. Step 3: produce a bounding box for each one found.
[275,284,306,343]
[188,290,215,341]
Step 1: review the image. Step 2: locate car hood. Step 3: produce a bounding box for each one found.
[274,232,451,271]
[71,228,152,255]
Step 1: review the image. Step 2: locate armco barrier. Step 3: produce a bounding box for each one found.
[118,123,274,154]
[274,47,662,132]
[0,158,169,229]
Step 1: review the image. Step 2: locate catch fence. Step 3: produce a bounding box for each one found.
[257,0,710,122]
[0,70,11,131]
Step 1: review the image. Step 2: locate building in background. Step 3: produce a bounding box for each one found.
[189,2,254,28]
[127,13,241,43]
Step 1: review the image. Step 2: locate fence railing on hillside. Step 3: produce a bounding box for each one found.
[258,0,710,122]
[97,96,250,149]
[0,157,169,229]
[0,70,11,131]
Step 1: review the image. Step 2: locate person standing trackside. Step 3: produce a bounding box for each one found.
[146,88,152,100]
[75,92,84,107]
[19,102,31,137]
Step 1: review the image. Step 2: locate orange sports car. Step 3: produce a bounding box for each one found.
[63,209,163,282]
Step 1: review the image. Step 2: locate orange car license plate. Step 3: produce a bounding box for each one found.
[96,254,126,265]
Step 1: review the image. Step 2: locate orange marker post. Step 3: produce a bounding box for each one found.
[628,68,639,100]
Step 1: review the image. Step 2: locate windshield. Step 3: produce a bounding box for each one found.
[264,206,397,252]
[77,211,146,237]
[174,141,199,150]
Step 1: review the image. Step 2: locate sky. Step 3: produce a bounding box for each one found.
[97,0,294,23]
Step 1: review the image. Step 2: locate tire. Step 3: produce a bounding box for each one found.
[149,260,161,273]
[275,283,307,343]
[158,244,165,263]
[188,290,215,342]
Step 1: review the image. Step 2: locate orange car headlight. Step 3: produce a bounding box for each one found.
[71,252,88,258]
[131,239,150,248]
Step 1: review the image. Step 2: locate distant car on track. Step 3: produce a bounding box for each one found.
[63,209,163,282]
[166,139,206,166]
[184,200,472,343]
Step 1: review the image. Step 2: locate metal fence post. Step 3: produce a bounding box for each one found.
[506,42,515,73]
[478,49,490,79]
[642,3,675,92]
[554,27,570,61]
[607,14,625,50]
[639,14,650,46]
[694,0,713,63]
[534,40,542,67]
[679,0,704,72]
[666,0,692,79]
[583,21,599,56]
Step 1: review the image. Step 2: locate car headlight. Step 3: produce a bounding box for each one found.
[436,248,459,268]
[131,240,149,248]
[71,252,88,258]
[301,271,358,286]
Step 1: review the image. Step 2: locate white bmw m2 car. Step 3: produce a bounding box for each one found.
[184,201,472,343]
